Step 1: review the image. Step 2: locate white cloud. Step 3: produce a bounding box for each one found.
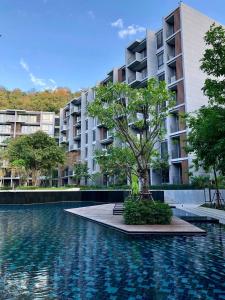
[20,58,57,90]
[88,10,95,19]
[118,25,146,38]
[111,18,123,29]
[111,18,145,39]
[20,58,29,72]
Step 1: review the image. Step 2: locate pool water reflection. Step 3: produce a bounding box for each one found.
[0,202,224,299]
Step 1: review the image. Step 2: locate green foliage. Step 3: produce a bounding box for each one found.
[131,174,139,195]
[73,162,90,185]
[95,146,136,185]
[123,198,172,225]
[187,106,225,175]
[6,131,65,186]
[201,24,225,105]
[88,79,174,193]
[190,175,211,188]
[0,87,80,113]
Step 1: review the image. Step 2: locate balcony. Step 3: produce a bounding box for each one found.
[74,120,81,128]
[168,75,177,85]
[171,147,181,159]
[59,136,68,144]
[127,52,147,72]
[69,143,81,152]
[100,132,113,145]
[60,124,67,132]
[128,69,148,87]
[70,106,81,115]
[74,130,81,140]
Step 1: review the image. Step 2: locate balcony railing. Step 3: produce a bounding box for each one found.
[70,106,81,114]
[170,122,179,133]
[60,124,67,132]
[168,75,177,84]
[166,26,174,38]
[69,143,81,151]
[59,136,67,143]
[172,175,182,184]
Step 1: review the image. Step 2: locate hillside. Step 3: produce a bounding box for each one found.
[0,87,80,114]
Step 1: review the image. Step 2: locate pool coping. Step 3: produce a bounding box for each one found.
[65,204,206,236]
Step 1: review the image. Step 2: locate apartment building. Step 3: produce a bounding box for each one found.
[59,66,126,185]
[0,110,59,186]
[59,3,217,186]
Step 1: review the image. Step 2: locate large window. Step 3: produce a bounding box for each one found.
[0,114,15,123]
[85,147,88,158]
[42,113,54,123]
[0,125,11,133]
[156,31,163,49]
[17,114,37,123]
[85,119,88,131]
[21,126,39,134]
[157,52,164,69]
[92,130,96,142]
[85,133,88,144]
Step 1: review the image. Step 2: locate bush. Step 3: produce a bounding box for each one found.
[123,198,172,225]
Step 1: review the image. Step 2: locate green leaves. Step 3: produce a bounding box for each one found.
[201,24,225,105]
[88,78,173,193]
[6,131,65,180]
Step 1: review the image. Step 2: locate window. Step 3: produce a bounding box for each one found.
[85,133,88,144]
[92,130,96,142]
[21,126,39,134]
[157,52,164,69]
[0,114,15,122]
[161,141,168,159]
[156,31,163,49]
[0,125,11,133]
[158,73,165,82]
[92,159,96,171]
[85,147,88,158]
[42,113,54,123]
[17,114,37,123]
[42,124,53,134]
[92,144,96,152]
[85,119,88,130]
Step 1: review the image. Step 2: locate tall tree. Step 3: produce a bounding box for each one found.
[201,23,225,105]
[187,106,225,207]
[88,79,174,196]
[6,131,65,186]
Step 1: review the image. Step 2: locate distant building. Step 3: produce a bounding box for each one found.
[59,3,220,186]
[0,110,59,186]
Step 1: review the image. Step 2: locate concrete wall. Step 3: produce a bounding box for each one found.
[164,189,225,205]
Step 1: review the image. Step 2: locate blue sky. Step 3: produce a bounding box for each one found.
[0,0,224,92]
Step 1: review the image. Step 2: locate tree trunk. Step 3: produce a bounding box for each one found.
[213,166,222,208]
[138,168,151,199]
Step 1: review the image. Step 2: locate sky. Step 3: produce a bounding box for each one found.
[0,0,225,92]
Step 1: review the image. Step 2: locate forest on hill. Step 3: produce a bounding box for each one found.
[0,87,80,114]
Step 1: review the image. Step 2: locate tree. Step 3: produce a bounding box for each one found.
[6,131,65,186]
[10,159,28,186]
[72,162,90,185]
[95,146,136,186]
[187,106,225,207]
[201,23,225,105]
[88,79,174,196]
[0,87,80,113]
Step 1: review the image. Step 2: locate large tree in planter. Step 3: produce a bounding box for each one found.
[6,131,65,186]
[88,78,174,196]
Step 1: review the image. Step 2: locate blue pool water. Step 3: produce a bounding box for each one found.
[0,202,224,300]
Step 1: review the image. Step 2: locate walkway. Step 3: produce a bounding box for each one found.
[65,204,205,236]
[176,204,225,225]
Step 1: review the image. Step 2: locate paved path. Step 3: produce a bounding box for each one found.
[176,204,225,224]
[65,204,205,236]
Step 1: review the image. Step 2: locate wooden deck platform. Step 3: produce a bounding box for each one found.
[65,204,206,236]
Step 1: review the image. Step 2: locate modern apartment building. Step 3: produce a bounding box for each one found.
[59,3,218,186]
[0,110,59,186]
[59,66,126,185]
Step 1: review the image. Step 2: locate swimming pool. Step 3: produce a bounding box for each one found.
[0,202,224,299]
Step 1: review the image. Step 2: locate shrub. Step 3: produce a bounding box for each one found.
[123,197,172,225]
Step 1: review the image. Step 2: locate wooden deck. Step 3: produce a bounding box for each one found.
[65,204,206,236]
